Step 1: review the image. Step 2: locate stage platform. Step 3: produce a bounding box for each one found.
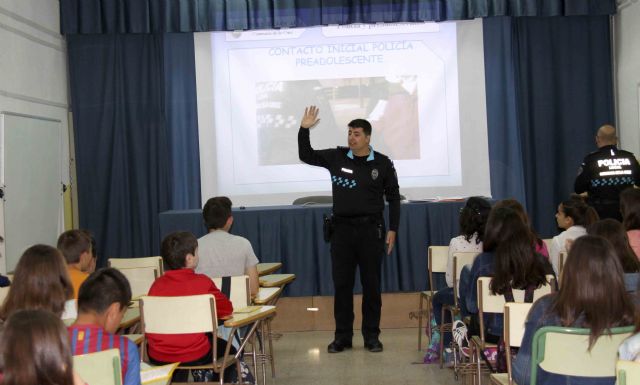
[159,201,465,296]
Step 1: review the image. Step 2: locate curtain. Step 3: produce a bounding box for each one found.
[67,34,200,264]
[60,0,616,35]
[484,16,615,237]
[163,34,202,210]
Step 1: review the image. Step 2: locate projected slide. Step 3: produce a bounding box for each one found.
[198,21,490,205]
[256,76,420,165]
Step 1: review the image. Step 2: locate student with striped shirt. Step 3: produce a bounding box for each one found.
[68,268,140,385]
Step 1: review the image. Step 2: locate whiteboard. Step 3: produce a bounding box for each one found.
[0,113,63,273]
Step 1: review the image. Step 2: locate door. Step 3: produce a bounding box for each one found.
[0,112,63,273]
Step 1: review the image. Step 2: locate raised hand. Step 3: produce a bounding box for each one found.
[300,105,320,129]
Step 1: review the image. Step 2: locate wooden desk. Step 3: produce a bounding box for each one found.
[253,287,282,305]
[224,306,276,328]
[119,307,140,330]
[63,307,140,331]
[259,273,295,288]
[256,262,282,276]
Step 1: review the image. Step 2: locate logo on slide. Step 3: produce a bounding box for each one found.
[371,169,379,180]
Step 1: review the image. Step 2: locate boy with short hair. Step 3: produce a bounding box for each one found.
[57,229,93,298]
[68,268,141,385]
[197,196,260,297]
[147,231,234,382]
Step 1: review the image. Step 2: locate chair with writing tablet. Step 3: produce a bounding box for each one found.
[108,256,164,276]
[467,276,555,384]
[439,252,480,369]
[117,266,158,301]
[140,294,240,384]
[530,325,633,384]
[489,302,533,385]
[140,294,274,385]
[417,245,448,350]
[617,359,640,385]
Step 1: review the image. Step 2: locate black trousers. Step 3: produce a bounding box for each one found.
[330,218,385,342]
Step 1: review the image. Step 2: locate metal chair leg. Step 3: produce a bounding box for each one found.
[439,306,447,369]
[266,316,275,378]
[418,295,424,350]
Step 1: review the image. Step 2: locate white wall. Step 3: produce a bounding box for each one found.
[0,0,69,177]
[615,0,640,155]
[0,0,70,271]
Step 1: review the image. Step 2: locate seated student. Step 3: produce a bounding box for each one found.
[68,268,140,385]
[493,199,549,258]
[57,229,94,298]
[146,231,234,382]
[196,196,260,298]
[620,188,640,259]
[587,219,640,292]
[0,309,86,385]
[513,236,636,385]
[619,301,640,362]
[79,229,98,273]
[0,244,73,321]
[425,196,490,363]
[549,195,599,275]
[460,207,554,344]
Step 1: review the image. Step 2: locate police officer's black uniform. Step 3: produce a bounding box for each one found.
[298,127,400,349]
[574,145,640,220]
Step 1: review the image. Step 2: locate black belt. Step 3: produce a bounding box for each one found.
[332,214,382,225]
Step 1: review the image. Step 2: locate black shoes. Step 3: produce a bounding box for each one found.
[364,339,383,352]
[327,340,352,353]
[327,339,383,353]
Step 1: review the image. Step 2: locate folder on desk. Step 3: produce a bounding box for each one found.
[140,362,179,385]
[234,306,262,314]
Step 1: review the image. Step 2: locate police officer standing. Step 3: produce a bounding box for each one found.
[298,105,400,353]
[574,124,640,220]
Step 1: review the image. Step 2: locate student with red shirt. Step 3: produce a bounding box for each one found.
[146,231,234,382]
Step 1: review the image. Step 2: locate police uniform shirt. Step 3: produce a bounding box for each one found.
[298,127,401,231]
[574,145,640,200]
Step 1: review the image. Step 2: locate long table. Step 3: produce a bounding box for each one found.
[159,201,465,296]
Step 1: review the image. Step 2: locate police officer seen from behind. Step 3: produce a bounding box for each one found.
[298,105,400,354]
[574,124,640,220]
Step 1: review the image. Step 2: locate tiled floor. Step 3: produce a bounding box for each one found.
[252,328,459,385]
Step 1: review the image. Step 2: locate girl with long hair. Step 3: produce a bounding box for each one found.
[513,236,636,385]
[0,244,73,321]
[587,218,640,291]
[620,188,640,258]
[492,199,549,258]
[460,207,553,340]
[0,309,85,385]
